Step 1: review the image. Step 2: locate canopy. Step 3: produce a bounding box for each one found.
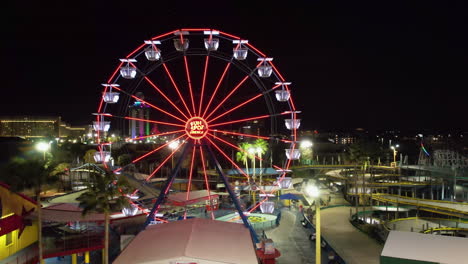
[279,193,299,200]
[114,218,257,264]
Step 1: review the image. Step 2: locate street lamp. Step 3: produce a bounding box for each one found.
[305,184,321,264]
[390,144,399,166]
[36,142,50,160]
[168,140,179,168]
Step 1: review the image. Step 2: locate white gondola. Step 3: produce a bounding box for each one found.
[285,119,301,130]
[93,151,111,163]
[103,92,120,103]
[173,38,189,51]
[274,82,291,102]
[122,204,138,216]
[285,149,301,160]
[204,38,219,51]
[260,201,275,214]
[257,58,273,78]
[144,40,161,61]
[93,121,110,132]
[144,47,161,61]
[119,59,137,79]
[233,39,248,60]
[277,177,292,189]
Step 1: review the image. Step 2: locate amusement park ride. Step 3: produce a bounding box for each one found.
[92,28,300,244]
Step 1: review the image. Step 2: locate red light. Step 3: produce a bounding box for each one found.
[185,117,208,140]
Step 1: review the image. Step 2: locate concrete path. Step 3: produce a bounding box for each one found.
[320,206,383,264]
[265,209,329,264]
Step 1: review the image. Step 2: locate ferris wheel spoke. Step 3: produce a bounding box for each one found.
[206,137,269,198]
[114,134,186,173]
[209,111,290,128]
[145,137,189,181]
[183,56,197,115]
[204,61,263,120]
[198,146,216,220]
[124,129,185,142]
[198,56,210,116]
[184,146,197,220]
[105,84,186,123]
[207,84,282,123]
[100,113,185,128]
[208,129,293,143]
[143,75,190,120]
[201,62,232,118]
[161,63,193,117]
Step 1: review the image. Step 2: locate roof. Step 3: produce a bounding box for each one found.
[40,203,104,222]
[381,231,468,264]
[114,218,258,264]
[226,167,280,175]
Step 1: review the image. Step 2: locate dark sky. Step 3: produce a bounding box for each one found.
[2,1,468,131]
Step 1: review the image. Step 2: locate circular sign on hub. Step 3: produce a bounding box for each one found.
[185,117,208,140]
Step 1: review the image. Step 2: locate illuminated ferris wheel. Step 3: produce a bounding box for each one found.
[94,28,301,237]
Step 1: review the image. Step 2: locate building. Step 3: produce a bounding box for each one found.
[128,93,151,139]
[0,183,38,264]
[0,116,86,139]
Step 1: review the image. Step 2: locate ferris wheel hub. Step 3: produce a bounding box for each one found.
[185,116,209,140]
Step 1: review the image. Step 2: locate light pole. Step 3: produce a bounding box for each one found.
[300,139,313,165]
[168,140,180,169]
[36,142,50,161]
[306,184,320,263]
[390,144,399,166]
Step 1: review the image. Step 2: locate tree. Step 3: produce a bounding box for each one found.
[253,139,268,185]
[83,149,97,163]
[236,142,252,178]
[346,140,385,164]
[0,158,60,264]
[76,170,131,264]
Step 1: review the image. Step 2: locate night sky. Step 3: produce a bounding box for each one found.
[3,1,468,131]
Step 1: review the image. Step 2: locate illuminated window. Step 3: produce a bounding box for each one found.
[6,232,12,246]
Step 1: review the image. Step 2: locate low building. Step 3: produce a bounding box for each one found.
[381,231,468,264]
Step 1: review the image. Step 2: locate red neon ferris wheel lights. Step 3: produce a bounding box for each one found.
[185,117,208,140]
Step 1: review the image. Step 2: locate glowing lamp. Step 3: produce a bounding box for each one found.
[285,149,301,160]
[277,177,292,189]
[285,119,301,130]
[257,65,273,78]
[103,92,120,103]
[305,185,319,198]
[204,38,219,51]
[233,48,248,60]
[93,151,111,163]
[93,121,110,132]
[275,90,290,102]
[260,201,275,214]
[173,38,189,51]
[144,47,161,61]
[36,142,50,152]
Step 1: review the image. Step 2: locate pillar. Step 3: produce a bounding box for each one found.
[85,251,90,264]
[72,254,77,264]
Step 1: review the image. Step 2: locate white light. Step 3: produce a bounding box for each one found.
[300,140,313,148]
[93,121,110,132]
[203,30,220,35]
[36,142,50,152]
[305,185,319,198]
[169,141,179,150]
[93,151,111,163]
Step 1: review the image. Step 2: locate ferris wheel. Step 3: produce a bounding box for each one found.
[94,28,301,239]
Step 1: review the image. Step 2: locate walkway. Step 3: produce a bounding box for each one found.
[265,209,328,263]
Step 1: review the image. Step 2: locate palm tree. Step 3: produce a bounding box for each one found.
[77,170,131,264]
[0,157,60,264]
[253,139,268,186]
[236,142,252,177]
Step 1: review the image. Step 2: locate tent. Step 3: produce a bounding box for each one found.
[279,193,299,200]
[114,218,258,264]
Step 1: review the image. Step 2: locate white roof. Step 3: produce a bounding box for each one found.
[114,218,258,264]
[382,231,468,264]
